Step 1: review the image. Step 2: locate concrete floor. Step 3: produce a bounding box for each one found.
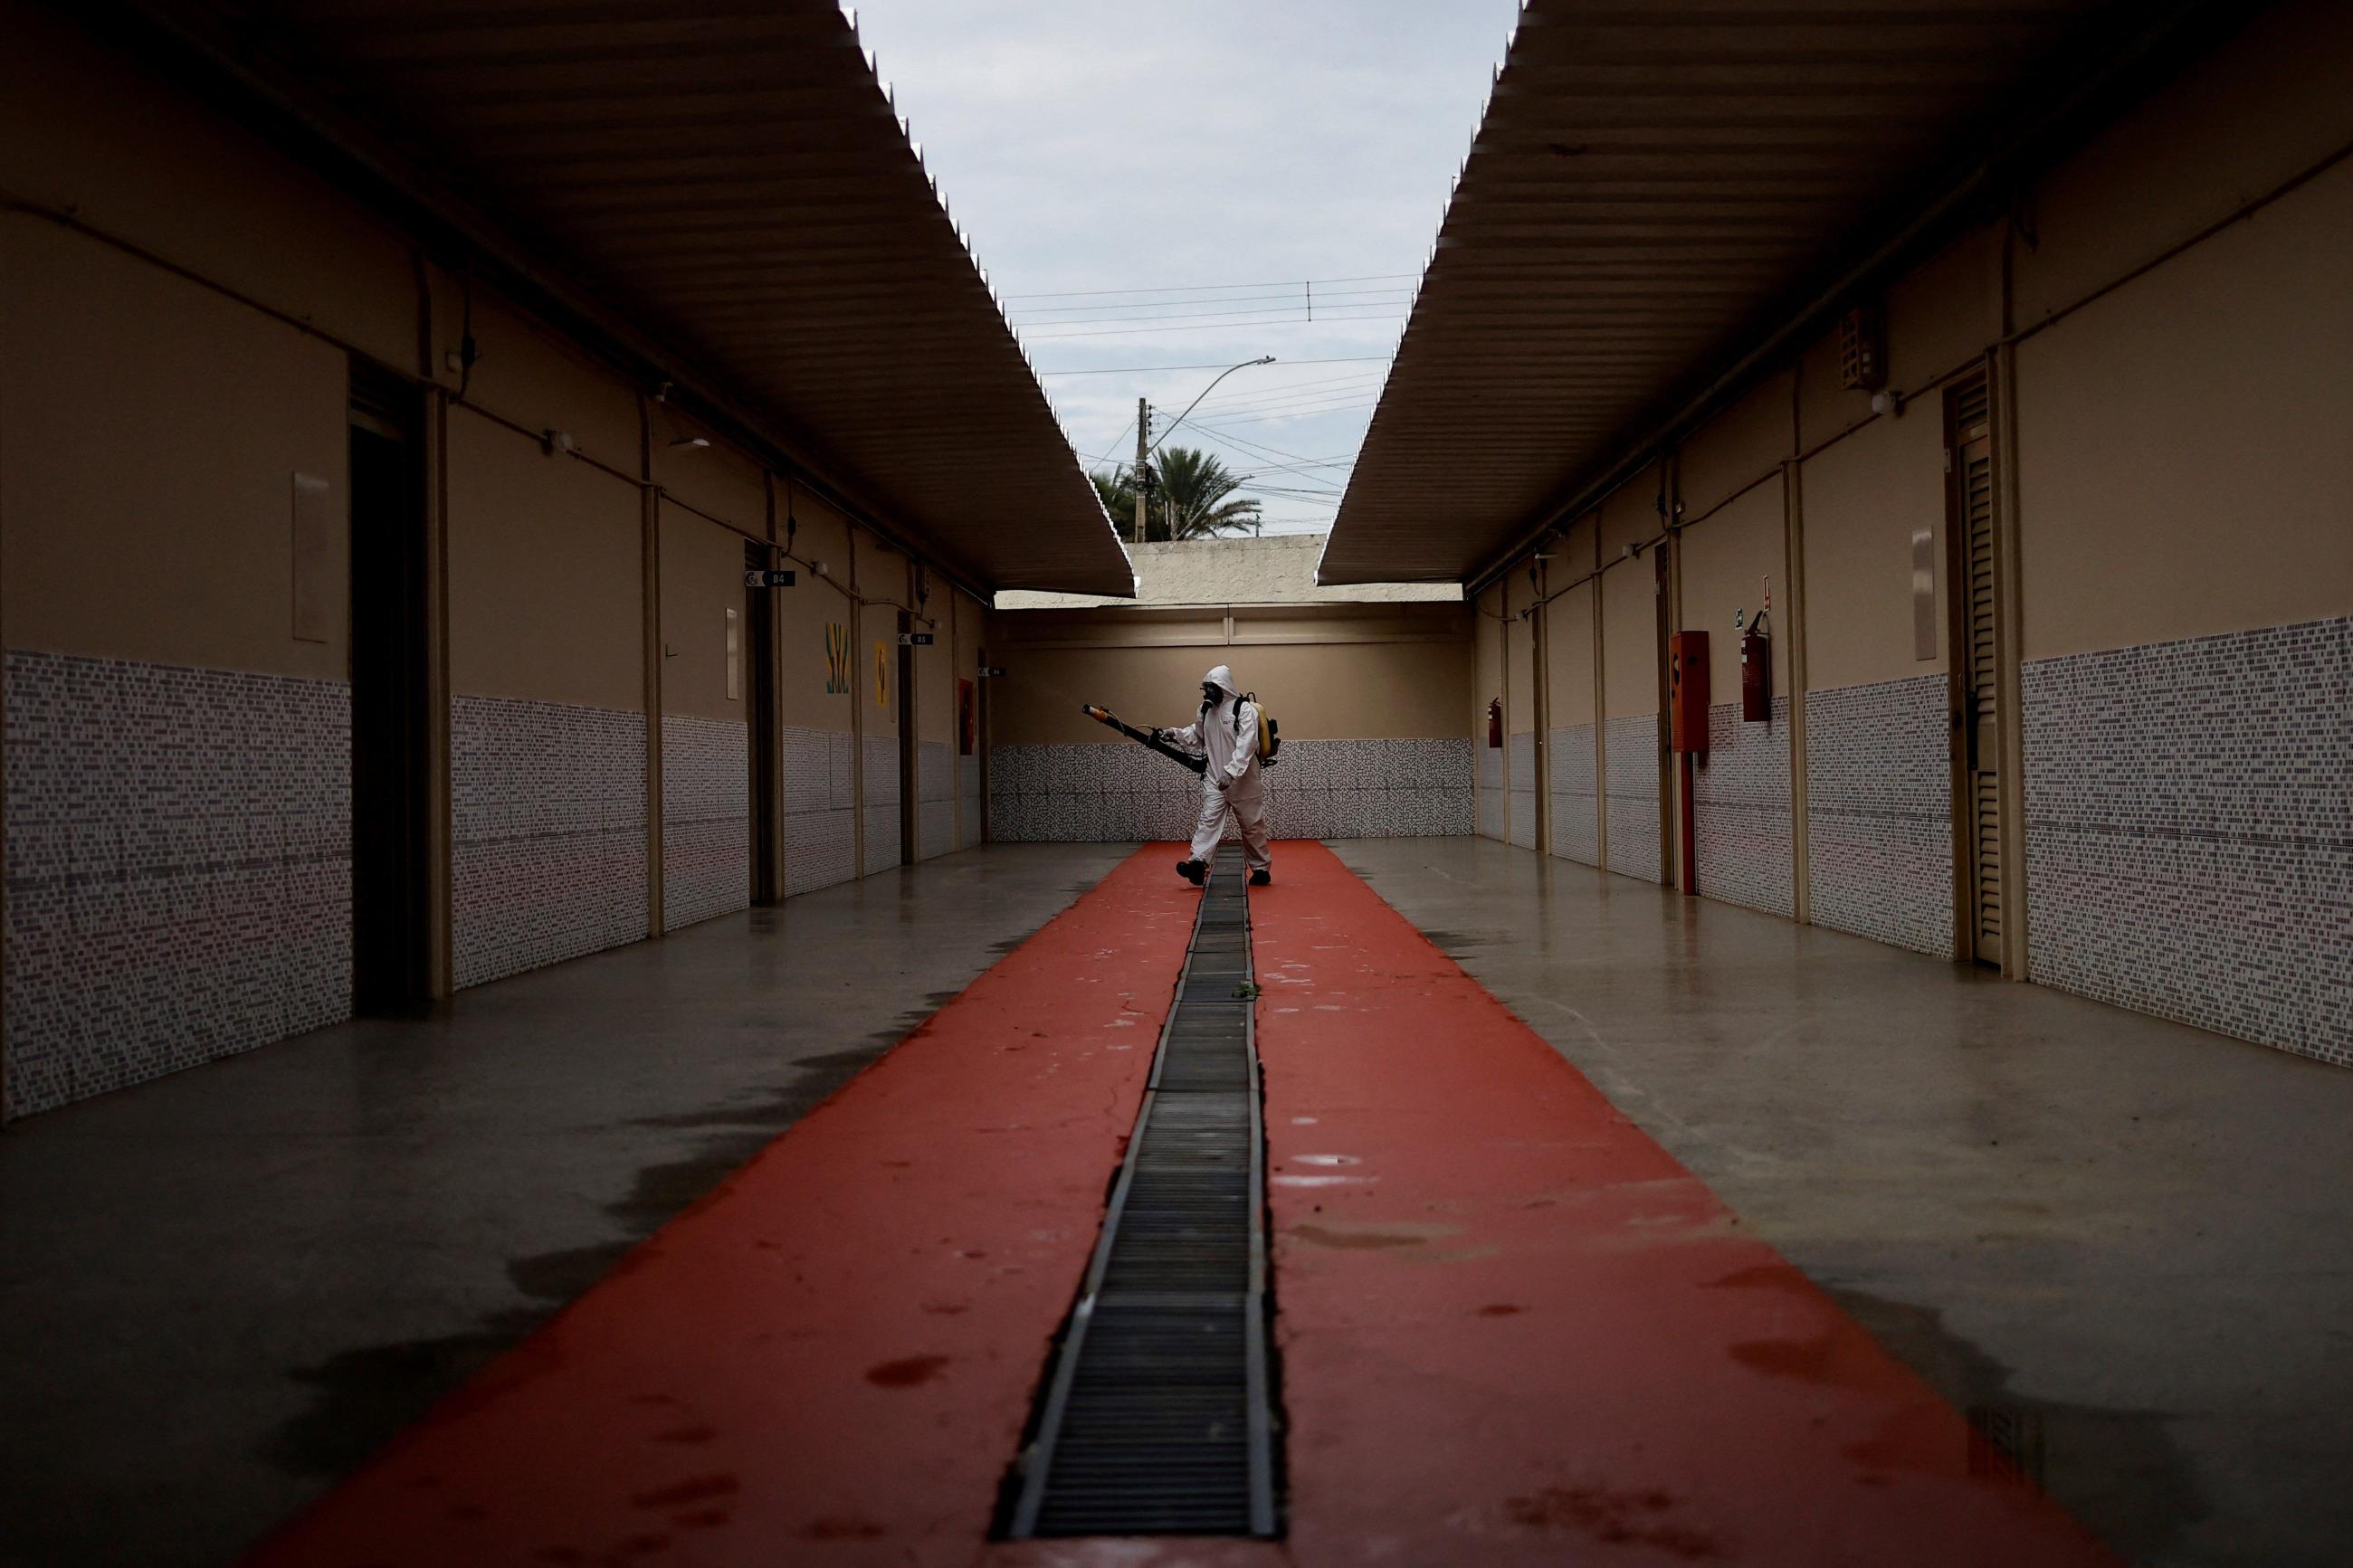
[1331,837,2353,1568]
[0,844,1131,1568]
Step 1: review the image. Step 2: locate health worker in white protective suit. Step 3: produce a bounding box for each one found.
[1157,665,1272,887]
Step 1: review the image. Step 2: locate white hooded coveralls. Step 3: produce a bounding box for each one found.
[1160,665,1272,870]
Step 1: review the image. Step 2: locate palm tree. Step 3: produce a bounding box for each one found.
[1154,448,1261,540]
[1090,449,1261,543]
[1091,466,1134,524]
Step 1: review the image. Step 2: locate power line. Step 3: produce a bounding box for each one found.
[1183,372,1386,414]
[1015,300,1407,333]
[1192,422,1358,470]
[1023,308,1405,341]
[1205,390,1383,421]
[1007,287,1413,322]
[1036,356,1390,377]
[1002,271,1418,302]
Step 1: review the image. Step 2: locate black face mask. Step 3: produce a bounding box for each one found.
[1202,683,1221,703]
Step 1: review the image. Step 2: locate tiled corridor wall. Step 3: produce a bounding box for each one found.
[862,733,901,874]
[1603,713,1662,884]
[987,738,1472,842]
[782,727,856,897]
[1475,743,1503,841]
[1547,723,1600,866]
[959,749,984,850]
[1803,675,1954,959]
[2022,615,2351,1067]
[451,695,647,988]
[1507,733,1538,850]
[3,651,351,1119]
[917,739,955,861]
[660,714,748,934]
[1691,698,1795,918]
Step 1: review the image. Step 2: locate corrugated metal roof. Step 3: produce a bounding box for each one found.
[1319,0,2141,586]
[130,0,1132,596]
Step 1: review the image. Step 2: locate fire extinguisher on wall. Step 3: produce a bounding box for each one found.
[1741,575,1772,723]
[1487,698,1503,749]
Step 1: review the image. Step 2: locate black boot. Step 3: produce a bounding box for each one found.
[1249,868,1272,887]
[1176,859,1207,886]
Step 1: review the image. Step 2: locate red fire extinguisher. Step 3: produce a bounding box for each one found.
[1487,698,1503,749]
[1742,575,1772,722]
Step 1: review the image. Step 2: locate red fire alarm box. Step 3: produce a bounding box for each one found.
[1669,631,1709,753]
[1486,698,1503,749]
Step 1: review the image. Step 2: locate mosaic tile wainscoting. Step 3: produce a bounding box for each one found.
[1507,732,1538,850]
[917,739,955,861]
[959,749,984,850]
[782,726,856,897]
[988,738,1472,841]
[4,651,352,1119]
[660,714,748,933]
[1692,698,1794,917]
[2023,615,2352,1067]
[862,732,901,873]
[1548,723,1601,868]
[1804,674,1954,959]
[452,694,647,988]
[1603,712,1663,883]
[1475,742,1504,841]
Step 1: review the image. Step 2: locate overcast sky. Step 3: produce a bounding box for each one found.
[847,1,1521,534]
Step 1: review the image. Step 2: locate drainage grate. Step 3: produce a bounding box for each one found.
[1006,846,1278,1538]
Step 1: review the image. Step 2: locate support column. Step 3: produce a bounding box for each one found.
[1992,342,2030,980]
[846,528,865,876]
[638,396,664,937]
[1591,516,1609,871]
[1784,458,1811,927]
[425,387,457,994]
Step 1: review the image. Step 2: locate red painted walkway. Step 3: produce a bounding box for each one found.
[244,850,1197,1567]
[1248,842,2114,1566]
[246,842,2117,1567]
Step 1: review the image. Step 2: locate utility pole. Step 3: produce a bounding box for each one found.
[1134,396,1150,546]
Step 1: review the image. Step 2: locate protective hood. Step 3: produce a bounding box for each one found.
[1202,664,1239,698]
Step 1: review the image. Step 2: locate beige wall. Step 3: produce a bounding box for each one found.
[916,572,955,750]
[1600,553,1660,717]
[1,218,350,680]
[445,413,643,709]
[1503,569,1538,734]
[1676,480,1788,707]
[993,607,1471,747]
[1595,473,1659,560]
[2017,156,2353,657]
[857,528,906,751]
[652,415,767,538]
[777,492,859,732]
[1886,225,2000,394]
[1543,578,1597,728]
[2012,0,2353,330]
[658,502,749,724]
[1679,371,1793,520]
[1796,406,1948,691]
[0,1,422,378]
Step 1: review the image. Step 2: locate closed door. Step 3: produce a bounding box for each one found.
[1948,375,2002,965]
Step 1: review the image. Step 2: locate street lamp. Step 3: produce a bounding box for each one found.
[1133,355,1276,545]
[1152,355,1275,459]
